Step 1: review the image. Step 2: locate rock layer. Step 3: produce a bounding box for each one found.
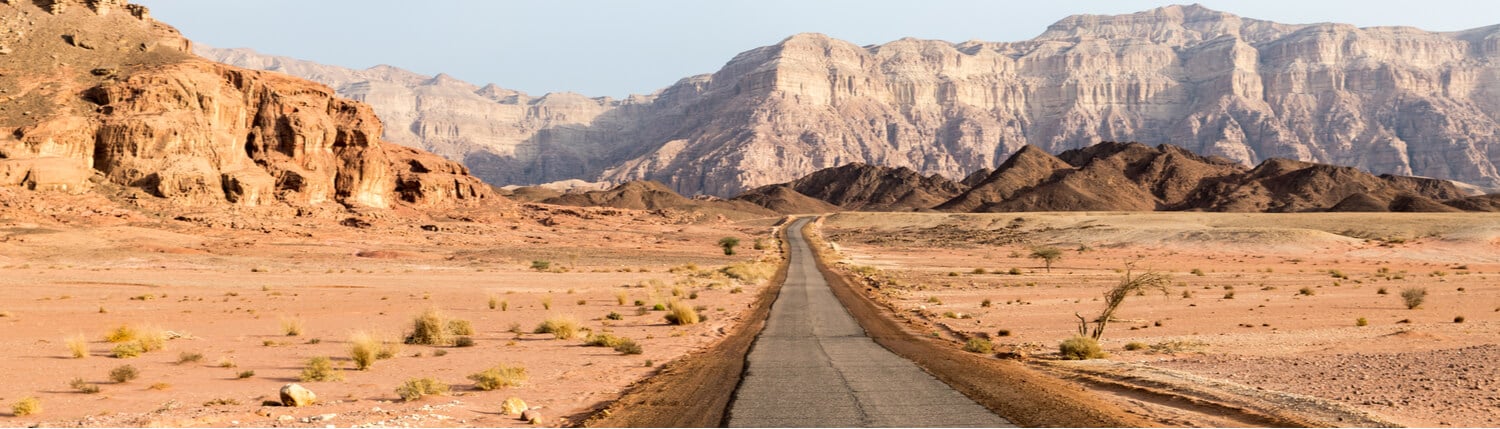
[0,0,492,211]
[202,5,1500,196]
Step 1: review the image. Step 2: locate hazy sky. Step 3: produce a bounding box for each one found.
[136,1,1500,97]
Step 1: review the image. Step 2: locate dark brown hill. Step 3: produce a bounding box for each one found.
[543,181,776,219]
[767,163,965,211]
[730,184,841,214]
[937,142,1494,213]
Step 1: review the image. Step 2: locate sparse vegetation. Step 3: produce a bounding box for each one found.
[299,356,343,382]
[718,237,741,255]
[606,311,624,320]
[614,338,643,355]
[616,291,628,306]
[66,334,88,359]
[583,332,630,348]
[1008,267,1023,275]
[1030,246,1063,272]
[488,295,499,310]
[963,337,993,354]
[468,364,527,390]
[217,357,236,368]
[1124,341,1147,351]
[542,296,553,310]
[534,315,581,339]
[1356,317,1368,327]
[404,308,472,346]
[1298,286,1315,296]
[722,260,775,283]
[447,320,474,336]
[1190,268,1204,276]
[980,298,992,308]
[109,364,139,383]
[396,378,450,401]
[1454,315,1466,323]
[454,336,475,347]
[531,260,551,271]
[280,316,303,336]
[350,331,396,370]
[1074,263,1171,341]
[104,324,137,343]
[1401,287,1428,309]
[111,342,144,359]
[70,377,101,394]
[11,396,39,416]
[236,370,255,379]
[1059,336,1105,360]
[664,300,700,325]
[1377,287,1388,295]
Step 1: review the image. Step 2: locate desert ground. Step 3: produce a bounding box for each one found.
[819,211,1500,427]
[0,191,784,427]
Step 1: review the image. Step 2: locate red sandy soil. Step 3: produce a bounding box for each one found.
[820,211,1500,427]
[0,199,783,427]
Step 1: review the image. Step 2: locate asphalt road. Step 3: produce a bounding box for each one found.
[725,218,1013,428]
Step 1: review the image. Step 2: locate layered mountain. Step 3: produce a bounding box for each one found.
[206,5,1500,196]
[0,0,492,212]
[541,180,777,219]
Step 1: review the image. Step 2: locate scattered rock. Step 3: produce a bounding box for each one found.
[500,397,528,415]
[280,383,316,407]
[520,409,542,424]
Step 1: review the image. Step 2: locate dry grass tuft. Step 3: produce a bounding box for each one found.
[468,364,527,390]
[299,356,343,382]
[11,396,39,416]
[66,334,88,359]
[280,317,304,336]
[1059,336,1105,360]
[664,300,700,325]
[396,378,450,401]
[534,315,580,340]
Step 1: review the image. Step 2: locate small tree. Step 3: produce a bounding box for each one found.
[1075,263,1171,340]
[1400,287,1427,309]
[718,237,740,256]
[1030,246,1063,272]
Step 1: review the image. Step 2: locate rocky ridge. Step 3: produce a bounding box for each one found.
[0,0,492,215]
[205,5,1500,196]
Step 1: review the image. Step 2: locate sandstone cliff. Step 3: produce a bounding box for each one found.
[0,0,492,211]
[205,5,1500,196]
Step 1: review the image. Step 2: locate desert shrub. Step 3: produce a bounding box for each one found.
[606,311,624,320]
[11,396,39,416]
[651,303,667,311]
[542,296,553,310]
[615,291,628,306]
[1329,269,1347,279]
[963,338,993,354]
[396,378,450,401]
[299,356,343,382]
[488,295,499,310]
[434,349,448,357]
[468,364,527,390]
[280,316,304,336]
[980,298,992,308]
[1223,291,1235,299]
[730,286,744,294]
[1124,341,1147,351]
[70,377,101,394]
[349,331,385,370]
[454,336,475,347]
[148,383,170,391]
[614,338,643,355]
[109,364,139,383]
[447,319,474,336]
[718,237,740,255]
[237,370,255,379]
[405,308,449,345]
[534,315,580,339]
[583,333,629,348]
[1059,336,1105,360]
[1377,287,1389,295]
[217,357,236,368]
[1298,286,1315,296]
[66,334,88,359]
[1454,315,1466,323]
[1356,317,1368,327]
[104,324,137,343]
[1029,246,1063,272]
[1190,268,1204,276]
[721,261,774,284]
[972,268,987,275]
[530,260,551,271]
[1401,287,1427,309]
[664,301,700,325]
[1008,268,1022,275]
[996,329,1012,337]
[111,342,144,359]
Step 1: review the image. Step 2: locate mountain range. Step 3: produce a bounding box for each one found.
[201,4,1500,197]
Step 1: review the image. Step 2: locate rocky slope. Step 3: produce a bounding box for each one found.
[735,163,963,211]
[542,180,776,220]
[0,0,492,214]
[204,5,1500,196]
[937,142,1479,213]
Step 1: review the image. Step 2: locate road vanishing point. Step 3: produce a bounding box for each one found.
[725,217,1014,427]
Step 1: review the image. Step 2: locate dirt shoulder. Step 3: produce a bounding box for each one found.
[805,218,1156,428]
[578,219,792,427]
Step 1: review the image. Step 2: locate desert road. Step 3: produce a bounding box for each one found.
[725,217,1013,427]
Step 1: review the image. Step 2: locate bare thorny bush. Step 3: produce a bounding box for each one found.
[1075,262,1171,341]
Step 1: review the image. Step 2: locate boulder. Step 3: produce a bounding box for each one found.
[500,397,528,415]
[279,383,316,407]
[520,409,542,424]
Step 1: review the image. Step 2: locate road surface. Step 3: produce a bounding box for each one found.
[725,217,1013,427]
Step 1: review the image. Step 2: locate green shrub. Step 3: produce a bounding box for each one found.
[606,311,624,320]
[1059,336,1105,360]
[718,237,740,255]
[468,364,527,390]
[534,315,580,340]
[396,378,450,401]
[299,356,343,382]
[109,364,139,383]
[962,338,993,354]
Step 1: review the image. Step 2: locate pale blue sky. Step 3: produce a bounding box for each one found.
[136,1,1500,97]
